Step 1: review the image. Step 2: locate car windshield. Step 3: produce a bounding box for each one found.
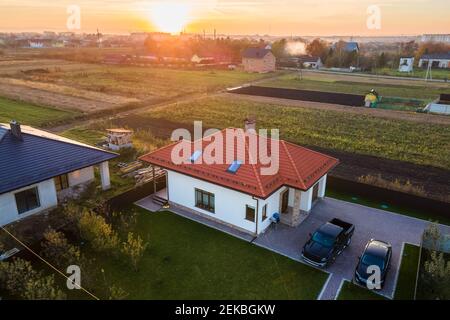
[361,253,385,269]
[312,231,335,247]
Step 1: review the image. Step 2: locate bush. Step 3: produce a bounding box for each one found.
[41,228,81,269]
[0,258,66,300]
[121,232,148,270]
[422,250,450,299]
[79,210,120,253]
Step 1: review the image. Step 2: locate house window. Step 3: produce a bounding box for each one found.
[195,189,215,213]
[262,204,267,221]
[54,174,69,192]
[245,205,256,222]
[15,187,40,214]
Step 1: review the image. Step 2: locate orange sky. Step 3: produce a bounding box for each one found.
[1,0,449,36]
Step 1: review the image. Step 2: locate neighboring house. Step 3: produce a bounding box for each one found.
[418,52,450,69]
[140,124,338,236]
[242,48,276,73]
[0,121,118,227]
[399,57,414,72]
[191,54,215,65]
[297,55,323,69]
[343,42,359,53]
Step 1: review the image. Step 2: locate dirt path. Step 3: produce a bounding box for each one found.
[226,93,450,125]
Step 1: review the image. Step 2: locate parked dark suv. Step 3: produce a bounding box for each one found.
[354,239,392,289]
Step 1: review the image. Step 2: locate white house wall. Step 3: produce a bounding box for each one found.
[168,170,263,234]
[0,179,58,227]
[68,166,94,187]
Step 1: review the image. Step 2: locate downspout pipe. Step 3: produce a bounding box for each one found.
[252,196,259,238]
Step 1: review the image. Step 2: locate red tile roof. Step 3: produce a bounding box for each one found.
[139,129,339,199]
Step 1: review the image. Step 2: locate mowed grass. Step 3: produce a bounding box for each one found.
[30,66,280,101]
[259,73,449,100]
[394,244,420,300]
[0,96,78,127]
[143,96,450,170]
[80,209,327,299]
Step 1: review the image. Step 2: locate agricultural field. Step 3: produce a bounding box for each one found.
[140,96,450,170]
[0,56,279,114]
[260,71,450,101]
[0,96,79,127]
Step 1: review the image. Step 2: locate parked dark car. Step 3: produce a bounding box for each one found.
[354,239,392,289]
[301,218,355,267]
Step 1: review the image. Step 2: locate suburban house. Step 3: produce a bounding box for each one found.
[343,42,359,53]
[0,121,118,227]
[297,55,323,69]
[242,48,276,73]
[399,57,414,72]
[418,52,450,69]
[140,122,338,236]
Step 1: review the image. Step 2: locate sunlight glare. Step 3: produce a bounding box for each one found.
[150,2,190,34]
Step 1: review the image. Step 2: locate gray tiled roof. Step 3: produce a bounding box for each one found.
[0,125,118,194]
[242,48,272,59]
[420,52,450,60]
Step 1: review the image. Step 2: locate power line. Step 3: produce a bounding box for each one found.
[0,226,100,300]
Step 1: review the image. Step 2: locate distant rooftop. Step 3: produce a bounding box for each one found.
[242,48,272,59]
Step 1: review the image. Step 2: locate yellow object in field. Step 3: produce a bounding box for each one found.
[365,93,378,103]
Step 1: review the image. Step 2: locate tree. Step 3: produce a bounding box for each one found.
[121,232,148,270]
[306,38,329,62]
[423,250,450,299]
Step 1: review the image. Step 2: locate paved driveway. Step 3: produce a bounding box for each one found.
[254,197,450,300]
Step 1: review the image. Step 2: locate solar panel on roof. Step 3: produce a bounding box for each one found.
[227,160,242,173]
[189,150,202,163]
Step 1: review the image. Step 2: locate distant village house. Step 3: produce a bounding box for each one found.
[242,48,276,73]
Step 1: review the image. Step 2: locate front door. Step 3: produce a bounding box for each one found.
[281,189,289,214]
[312,183,319,203]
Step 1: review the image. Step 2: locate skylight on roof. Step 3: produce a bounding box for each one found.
[189,150,202,163]
[227,160,242,174]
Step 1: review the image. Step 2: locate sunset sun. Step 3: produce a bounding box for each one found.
[150,2,190,34]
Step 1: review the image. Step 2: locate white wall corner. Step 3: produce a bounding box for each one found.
[99,161,111,190]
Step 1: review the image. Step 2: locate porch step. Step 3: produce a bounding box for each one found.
[152,195,167,206]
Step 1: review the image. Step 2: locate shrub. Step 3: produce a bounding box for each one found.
[357,174,426,197]
[109,285,128,300]
[79,210,120,253]
[41,228,81,270]
[422,250,450,300]
[121,232,148,270]
[0,258,66,300]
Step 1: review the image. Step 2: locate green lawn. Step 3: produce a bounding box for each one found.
[394,244,420,300]
[0,96,79,127]
[259,73,449,100]
[78,208,328,299]
[143,96,450,170]
[370,68,450,81]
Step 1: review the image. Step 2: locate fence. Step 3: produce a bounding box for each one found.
[228,85,365,106]
[107,175,166,211]
[327,176,450,218]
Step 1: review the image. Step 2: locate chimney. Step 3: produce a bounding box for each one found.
[10,120,23,140]
[244,117,256,132]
